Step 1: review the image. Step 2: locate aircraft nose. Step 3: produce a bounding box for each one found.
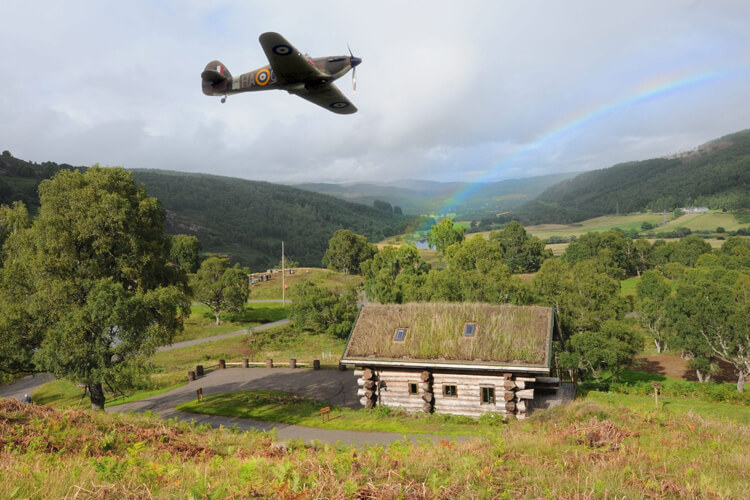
[351,56,362,68]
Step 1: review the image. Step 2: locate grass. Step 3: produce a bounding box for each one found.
[31,379,187,409]
[661,211,748,232]
[4,391,750,497]
[344,303,552,365]
[620,276,640,297]
[177,390,500,436]
[174,302,289,343]
[151,324,347,375]
[249,267,361,300]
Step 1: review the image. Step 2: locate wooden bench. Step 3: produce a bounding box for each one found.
[320,406,331,423]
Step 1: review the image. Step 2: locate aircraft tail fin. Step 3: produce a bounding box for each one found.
[201,60,232,83]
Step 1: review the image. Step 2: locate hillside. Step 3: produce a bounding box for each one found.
[0,154,421,268]
[293,172,576,217]
[520,128,750,224]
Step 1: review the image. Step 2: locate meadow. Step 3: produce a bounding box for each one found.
[248,267,361,300]
[2,392,749,498]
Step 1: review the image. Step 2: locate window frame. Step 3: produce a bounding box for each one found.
[463,322,478,338]
[480,386,495,405]
[408,382,418,396]
[443,384,458,398]
[393,327,408,342]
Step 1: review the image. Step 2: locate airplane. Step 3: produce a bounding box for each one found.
[201,32,362,114]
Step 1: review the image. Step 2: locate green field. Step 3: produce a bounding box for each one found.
[248,267,361,300]
[175,302,289,343]
[661,211,748,232]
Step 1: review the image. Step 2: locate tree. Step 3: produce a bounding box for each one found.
[0,167,189,409]
[169,234,202,273]
[290,281,359,338]
[635,270,672,353]
[192,256,249,325]
[489,221,551,273]
[428,218,465,255]
[361,245,429,303]
[565,320,643,383]
[0,201,31,260]
[322,229,376,275]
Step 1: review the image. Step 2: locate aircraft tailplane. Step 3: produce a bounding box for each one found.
[201,60,232,83]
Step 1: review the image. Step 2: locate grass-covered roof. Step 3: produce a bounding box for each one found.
[342,303,553,369]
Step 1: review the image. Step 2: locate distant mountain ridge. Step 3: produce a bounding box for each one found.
[517,128,750,224]
[292,172,577,217]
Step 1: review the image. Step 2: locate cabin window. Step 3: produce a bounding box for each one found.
[443,385,457,397]
[463,322,477,337]
[408,382,418,395]
[481,387,495,405]
[393,327,408,342]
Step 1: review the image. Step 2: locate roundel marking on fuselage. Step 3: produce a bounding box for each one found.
[330,102,350,109]
[255,69,271,86]
[273,44,293,56]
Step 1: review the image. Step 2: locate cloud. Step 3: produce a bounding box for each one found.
[1,1,749,184]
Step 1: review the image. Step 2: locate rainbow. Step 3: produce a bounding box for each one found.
[431,66,746,223]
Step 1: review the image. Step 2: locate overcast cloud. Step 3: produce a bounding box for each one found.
[1,1,749,184]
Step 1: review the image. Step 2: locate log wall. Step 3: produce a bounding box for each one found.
[353,367,558,419]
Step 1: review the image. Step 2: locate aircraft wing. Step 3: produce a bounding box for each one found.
[258,32,324,83]
[291,82,357,114]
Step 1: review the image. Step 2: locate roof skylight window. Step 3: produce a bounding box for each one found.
[393,327,408,342]
[463,322,477,337]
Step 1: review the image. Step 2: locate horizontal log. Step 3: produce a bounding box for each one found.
[422,393,434,403]
[503,391,515,402]
[515,377,536,383]
[434,401,515,411]
[359,396,368,406]
[423,402,433,413]
[515,412,527,420]
[516,388,534,400]
[534,376,560,384]
[419,382,432,391]
[364,380,377,390]
[516,401,527,412]
[514,381,526,390]
[420,371,432,382]
[357,378,365,387]
[505,401,516,412]
[364,400,375,409]
[503,380,516,390]
[363,368,375,380]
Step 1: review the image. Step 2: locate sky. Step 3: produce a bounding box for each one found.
[1,1,749,185]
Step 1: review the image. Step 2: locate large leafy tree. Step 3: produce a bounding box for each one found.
[489,221,551,273]
[563,320,643,383]
[322,229,376,275]
[635,270,672,353]
[192,256,249,325]
[422,236,530,304]
[290,281,359,338]
[428,218,465,255]
[361,245,430,303]
[169,234,202,273]
[0,167,189,409]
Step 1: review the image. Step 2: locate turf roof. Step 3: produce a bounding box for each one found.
[342,303,553,369]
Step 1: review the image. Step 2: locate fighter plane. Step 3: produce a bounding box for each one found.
[201,32,362,114]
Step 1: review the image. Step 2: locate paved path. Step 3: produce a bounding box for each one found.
[109,368,469,446]
[157,318,290,352]
[0,373,55,401]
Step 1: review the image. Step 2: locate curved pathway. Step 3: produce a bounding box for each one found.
[158,318,290,352]
[109,367,470,446]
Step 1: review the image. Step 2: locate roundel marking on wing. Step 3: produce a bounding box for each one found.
[273,44,293,56]
[330,102,350,109]
[255,69,271,86]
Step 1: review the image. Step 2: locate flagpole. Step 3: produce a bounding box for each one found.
[282,241,285,307]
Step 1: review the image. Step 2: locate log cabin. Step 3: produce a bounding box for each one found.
[340,302,562,419]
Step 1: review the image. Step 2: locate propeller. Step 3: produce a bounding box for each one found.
[348,44,362,92]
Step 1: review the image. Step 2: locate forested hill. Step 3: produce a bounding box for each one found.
[519,128,750,224]
[128,170,419,268]
[0,153,420,268]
